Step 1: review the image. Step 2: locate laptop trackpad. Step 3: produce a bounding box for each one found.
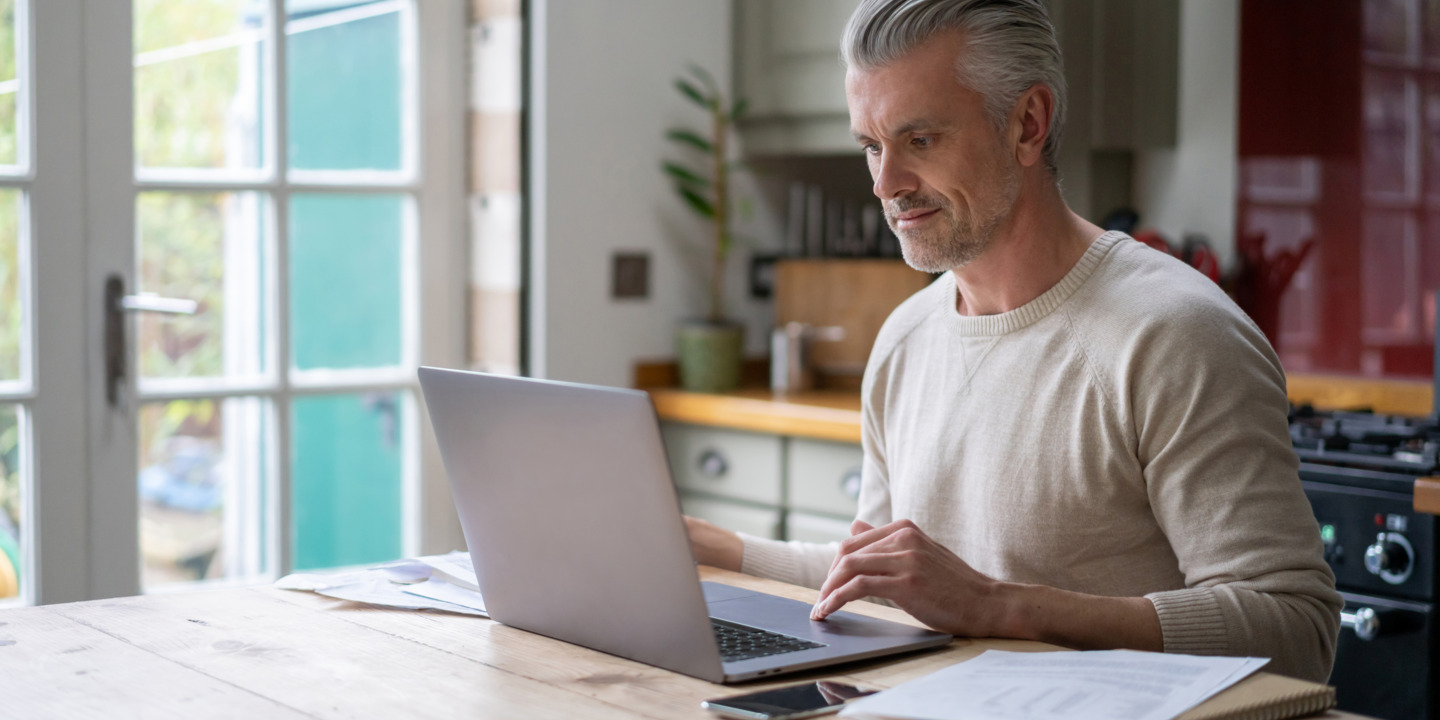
[701,581,762,604]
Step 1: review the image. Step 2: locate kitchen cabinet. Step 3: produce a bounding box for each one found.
[662,422,861,544]
[733,0,857,155]
[733,0,1178,156]
[1053,0,1179,150]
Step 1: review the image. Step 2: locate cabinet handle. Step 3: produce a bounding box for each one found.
[698,449,728,478]
[840,468,862,500]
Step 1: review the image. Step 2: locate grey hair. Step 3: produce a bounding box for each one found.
[842,0,1067,173]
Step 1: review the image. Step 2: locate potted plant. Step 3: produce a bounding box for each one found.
[663,65,748,393]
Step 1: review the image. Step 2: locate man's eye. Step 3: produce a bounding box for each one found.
[911,136,931,148]
[863,143,881,155]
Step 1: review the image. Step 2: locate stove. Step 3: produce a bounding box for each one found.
[1292,406,1440,719]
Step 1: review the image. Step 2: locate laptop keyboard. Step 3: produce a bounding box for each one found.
[710,618,826,663]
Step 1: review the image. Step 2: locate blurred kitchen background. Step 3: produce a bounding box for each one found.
[0,0,1434,612]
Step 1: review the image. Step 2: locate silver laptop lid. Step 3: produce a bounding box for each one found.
[418,367,726,682]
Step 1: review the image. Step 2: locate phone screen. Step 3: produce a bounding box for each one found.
[702,681,877,720]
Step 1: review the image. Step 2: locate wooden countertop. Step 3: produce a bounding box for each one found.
[0,566,1364,718]
[648,373,1440,514]
[649,388,863,444]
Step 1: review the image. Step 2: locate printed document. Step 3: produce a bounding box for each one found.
[840,650,1268,720]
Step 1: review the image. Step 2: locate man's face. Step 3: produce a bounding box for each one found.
[846,33,1020,273]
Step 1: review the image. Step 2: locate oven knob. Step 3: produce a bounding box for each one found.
[1340,607,1380,641]
[1364,532,1414,584]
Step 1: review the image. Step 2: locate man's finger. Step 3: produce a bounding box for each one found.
[811,572,897,621]
[814,551,907,614]
[831,519,909,566]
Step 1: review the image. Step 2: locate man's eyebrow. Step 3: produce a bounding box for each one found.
[850,120,943,144]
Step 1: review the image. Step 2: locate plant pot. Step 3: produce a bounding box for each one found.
[676,320,744,393]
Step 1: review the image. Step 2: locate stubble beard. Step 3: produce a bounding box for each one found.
[886,162,1020,274]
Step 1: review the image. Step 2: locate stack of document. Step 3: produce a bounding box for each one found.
[276,551,487,617]
[841,650,1271,720]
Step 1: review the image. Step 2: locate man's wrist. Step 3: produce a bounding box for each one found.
[988,581,1043,640]
[985,582,1163,651]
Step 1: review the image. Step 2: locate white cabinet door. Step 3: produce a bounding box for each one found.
[786,512,853,544]
[786,438,862,518]
[681,496,783,541]
[663,423,783,505]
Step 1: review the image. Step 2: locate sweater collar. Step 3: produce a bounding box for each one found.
[939,230,1124,336]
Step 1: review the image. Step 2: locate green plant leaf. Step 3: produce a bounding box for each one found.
[663,161,710,187]
[675,78,713,110]
[687,63,718,95]
[676,186,716,218]
[667,129,713,153]
[729,97,749,121]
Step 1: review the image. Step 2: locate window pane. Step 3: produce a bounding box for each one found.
[1426,77,1440,204]
[1366,0,1420,60]
[0,188,22,382]
[134,0,267,170]
[1361,211,1419,343]
[139,397,269,590]
[292,392,404,570]
[289,193,405,371]
[0,0,20,167]
[137,191,267,380]
[286,1,404,172]
[1363,70,1419,200]
[0,404,22,600]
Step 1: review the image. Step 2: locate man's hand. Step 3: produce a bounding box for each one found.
[810,519,1008,636]
[811,519,1164,652]
[684,515,743,571]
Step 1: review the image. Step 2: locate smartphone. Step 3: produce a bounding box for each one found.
[701,680,878,720]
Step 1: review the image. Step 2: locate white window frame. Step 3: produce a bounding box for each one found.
[18,0,467,604]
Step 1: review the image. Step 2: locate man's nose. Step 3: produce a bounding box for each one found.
[871,152,917,200]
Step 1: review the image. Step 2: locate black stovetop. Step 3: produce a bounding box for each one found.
[1290,406,1440,477]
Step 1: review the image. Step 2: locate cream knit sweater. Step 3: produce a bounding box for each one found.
[739,232,1341,682]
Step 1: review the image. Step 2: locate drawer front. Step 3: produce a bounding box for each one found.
[681,495,783,540]
[786,438,863,517]
[786,512,854,544]
[662,423,782,505]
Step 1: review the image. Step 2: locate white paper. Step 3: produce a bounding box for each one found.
[314,577,487,616]
[275,551,486,617]
[415,551,480,591]
[840,650,1269,720]
[275,569,380,591]
[402,576,488,614]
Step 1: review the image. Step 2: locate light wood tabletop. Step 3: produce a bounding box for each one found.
[0,566,1367,719]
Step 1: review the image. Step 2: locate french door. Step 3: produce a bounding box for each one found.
[4,0,465,606]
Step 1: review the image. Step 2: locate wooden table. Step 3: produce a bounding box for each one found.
[0,567,1365,719]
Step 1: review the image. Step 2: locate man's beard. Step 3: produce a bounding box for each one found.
[885,165,1019,274]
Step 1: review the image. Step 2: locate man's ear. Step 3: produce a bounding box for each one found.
[1010,84,1053,168]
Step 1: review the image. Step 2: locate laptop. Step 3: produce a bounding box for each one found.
[418,367,952,683]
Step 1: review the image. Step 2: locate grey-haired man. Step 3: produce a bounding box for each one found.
[686,0,1340,682]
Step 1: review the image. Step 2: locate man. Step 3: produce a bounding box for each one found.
[686,0,1341,682]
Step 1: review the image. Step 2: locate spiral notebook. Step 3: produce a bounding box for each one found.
[1177,672,1336,720]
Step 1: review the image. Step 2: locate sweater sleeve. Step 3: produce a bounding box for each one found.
[738,334,901,590]
[1116,299,1341,683]
[738,534,837,589]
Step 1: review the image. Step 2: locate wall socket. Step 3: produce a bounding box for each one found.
[611,252,650,299]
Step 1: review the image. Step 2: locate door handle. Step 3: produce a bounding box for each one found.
[104,274,198,407]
